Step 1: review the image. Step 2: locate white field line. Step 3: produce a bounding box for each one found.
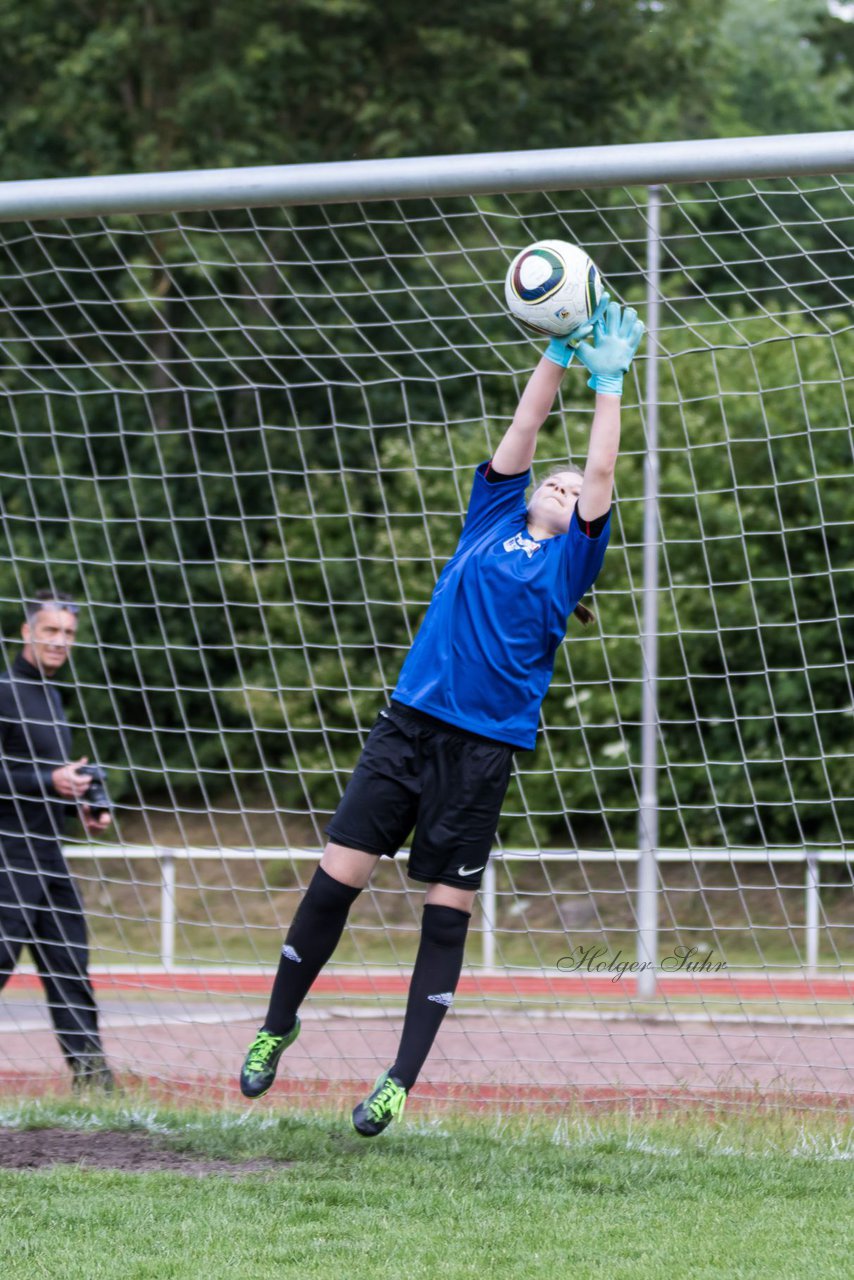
[3,1004,853,1033]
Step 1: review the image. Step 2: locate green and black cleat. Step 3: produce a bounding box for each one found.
[239,1019,300,1099]
[351,1071,408,1137]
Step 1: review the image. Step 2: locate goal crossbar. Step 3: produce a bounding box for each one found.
[1,131,853,221]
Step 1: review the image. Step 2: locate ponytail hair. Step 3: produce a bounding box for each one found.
[573,600,595,627]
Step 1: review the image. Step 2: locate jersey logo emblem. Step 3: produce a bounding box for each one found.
[503,532,542,559]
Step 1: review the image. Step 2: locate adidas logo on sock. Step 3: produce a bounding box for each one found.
[428,992,454,1007]
[282,944,302,963]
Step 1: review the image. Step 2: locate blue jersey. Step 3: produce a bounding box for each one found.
[393,462,611,749]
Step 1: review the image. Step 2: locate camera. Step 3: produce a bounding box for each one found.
[78,765,112,820]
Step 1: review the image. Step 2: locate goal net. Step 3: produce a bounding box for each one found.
[0,148,851,1109]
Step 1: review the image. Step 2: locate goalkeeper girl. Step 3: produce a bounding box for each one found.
[240,299,644,1134]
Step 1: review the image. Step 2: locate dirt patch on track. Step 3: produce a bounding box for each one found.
[0,1128,289,1177]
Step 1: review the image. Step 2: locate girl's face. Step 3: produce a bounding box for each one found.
[527,469,583,535]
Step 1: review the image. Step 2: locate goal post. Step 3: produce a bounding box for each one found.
[0,133,851,1107]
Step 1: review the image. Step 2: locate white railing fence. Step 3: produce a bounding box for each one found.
[63,845,851,978]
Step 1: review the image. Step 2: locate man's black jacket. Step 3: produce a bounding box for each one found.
[0,654,72,859]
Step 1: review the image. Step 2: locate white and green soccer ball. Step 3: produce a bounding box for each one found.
[504,238,603,338]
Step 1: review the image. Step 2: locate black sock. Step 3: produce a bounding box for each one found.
[391,904,470,1090]
[263,865,362,1036]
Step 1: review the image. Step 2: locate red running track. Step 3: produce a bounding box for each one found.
[4,968,853,1111]
[7,968,854,1002]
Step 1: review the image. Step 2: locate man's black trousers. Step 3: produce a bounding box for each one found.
[0,846,105,1068]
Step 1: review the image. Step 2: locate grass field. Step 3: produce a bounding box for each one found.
[1,1098,852,1280]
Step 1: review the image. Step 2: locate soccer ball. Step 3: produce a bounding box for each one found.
[505,239,603,338]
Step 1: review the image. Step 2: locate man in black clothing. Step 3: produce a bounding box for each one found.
[0,590,114,1089]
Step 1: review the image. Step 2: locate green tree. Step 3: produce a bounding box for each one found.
[0,0,764,180]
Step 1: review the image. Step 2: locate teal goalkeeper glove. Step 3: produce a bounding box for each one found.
[573,300,645,394]
[543,291,611,369]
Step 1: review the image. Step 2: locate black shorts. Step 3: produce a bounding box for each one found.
[325,701,515,890]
